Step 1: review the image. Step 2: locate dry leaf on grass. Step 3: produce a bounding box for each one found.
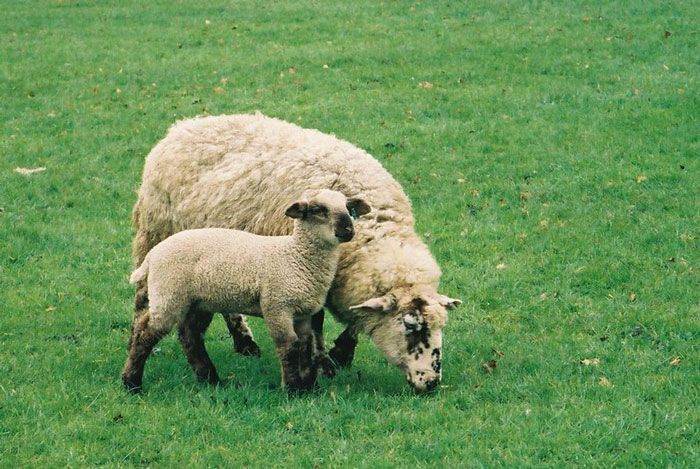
[285,422,294,431]
[580,358,600,366]
[493,349,504,357]
[598,377,611,386]
[14,167,46,175]
[636,175,647,183]
[670,356,682,366]
[496,263,506,270]
[418,81,434,89]
[483,359,497,373]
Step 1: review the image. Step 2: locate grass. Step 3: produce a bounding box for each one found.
[1,0,699,466]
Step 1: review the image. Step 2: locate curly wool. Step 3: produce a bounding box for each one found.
[133,113,443,327]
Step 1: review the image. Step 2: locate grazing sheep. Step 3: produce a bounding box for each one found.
[132,113,461,393]
[122,189,371,393]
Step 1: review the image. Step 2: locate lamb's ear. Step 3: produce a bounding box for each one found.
[346,198,371,217]
[285,201,308,219]
[437,295,462,311]
[349,295,396,313]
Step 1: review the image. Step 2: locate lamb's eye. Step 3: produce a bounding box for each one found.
[310,206,327,216]
[402,312,422,332]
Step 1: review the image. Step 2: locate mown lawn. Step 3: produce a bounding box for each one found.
[1,0,698,466]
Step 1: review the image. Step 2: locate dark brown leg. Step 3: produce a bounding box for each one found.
[178,308,220,385]
[328,326,359,368]
[223,313,261,357]
[283,316,317,394]
[311,309,336,378]
[266,315,317,394]
[122,313,168,393]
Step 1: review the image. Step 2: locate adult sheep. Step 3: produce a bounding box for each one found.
[132,113,461,392]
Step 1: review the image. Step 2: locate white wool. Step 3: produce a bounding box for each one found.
[132,113,459,391]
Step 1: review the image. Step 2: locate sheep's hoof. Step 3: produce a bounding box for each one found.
[328,345,355,368]
[235,341,261,358]
[318,354,337,379]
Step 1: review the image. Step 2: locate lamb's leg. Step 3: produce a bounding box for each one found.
[122,312,170,393]
[178,308,220,385]
[222,313,261,357]
[292,316,318,391]
[328,326,359,368]
[129,280,149,349]
[311,309,336,378]
[266,313,317,393]
[129,224,161,349]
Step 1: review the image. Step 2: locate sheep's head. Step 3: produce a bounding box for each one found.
[350,292,461,393]
[285,189,371,245]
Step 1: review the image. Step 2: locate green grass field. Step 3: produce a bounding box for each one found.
[2,0,699,466]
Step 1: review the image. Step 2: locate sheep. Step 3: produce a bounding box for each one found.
[122,189,371,393]
[131,113,461,393]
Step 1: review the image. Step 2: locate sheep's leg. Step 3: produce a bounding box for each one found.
[311,309,336,378]
[122,312,170,393]
[328,326,359,368]
[266,314,317,393]
[222,313,261,357]
[178,308,220,385]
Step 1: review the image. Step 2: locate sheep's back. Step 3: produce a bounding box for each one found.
[137,113,414,237]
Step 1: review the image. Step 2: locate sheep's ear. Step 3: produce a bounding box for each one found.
[349,295,396,313]
[285,201,308,219]
[437,295,462,311]
[346,198,371,217]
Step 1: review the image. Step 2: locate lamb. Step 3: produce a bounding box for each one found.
[131,113,461,393]
[122,189,371,393]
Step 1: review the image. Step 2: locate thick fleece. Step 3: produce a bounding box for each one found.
[132,113,461,392]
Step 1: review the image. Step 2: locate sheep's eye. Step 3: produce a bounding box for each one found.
[402,312,422,332]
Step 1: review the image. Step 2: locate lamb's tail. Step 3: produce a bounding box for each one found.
[129,252,150,284]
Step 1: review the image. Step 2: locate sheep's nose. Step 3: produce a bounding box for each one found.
[425,379,439,392]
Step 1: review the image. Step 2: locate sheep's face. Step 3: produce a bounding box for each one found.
[351,294,461,393]
[286,190,371,245]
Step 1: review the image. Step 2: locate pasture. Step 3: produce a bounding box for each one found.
[2,0,698,466]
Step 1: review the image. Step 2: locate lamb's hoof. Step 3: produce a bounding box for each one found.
[195,370,221,385]
[328,345,354,368]
[285,368,319,395]
[122,377,143,394]
[235,340,261,358]
[286,380,318,396]
[318,354,337,379]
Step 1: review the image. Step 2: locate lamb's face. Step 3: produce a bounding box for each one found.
[286,189,371,244]
[352,293,461,393]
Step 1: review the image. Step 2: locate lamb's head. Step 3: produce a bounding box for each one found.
[350,292,461,393]
[285,189,371,245]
